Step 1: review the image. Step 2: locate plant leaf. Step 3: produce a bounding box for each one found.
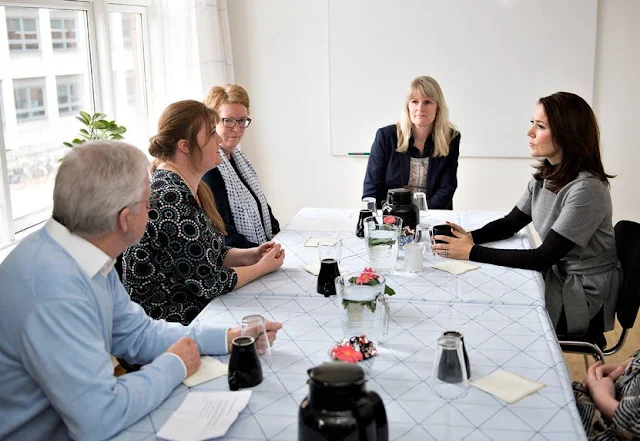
[384,285,395,296]
[63,142,74,148]
[110,134,124,140]
[79,110,91,124]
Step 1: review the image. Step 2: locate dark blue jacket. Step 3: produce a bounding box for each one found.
[202,166,280,249]
[362,124,461,209]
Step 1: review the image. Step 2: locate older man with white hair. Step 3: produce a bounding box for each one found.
[0,141,282,441]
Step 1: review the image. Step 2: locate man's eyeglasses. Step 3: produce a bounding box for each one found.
[132,194,160,211]
[221,117,252,128]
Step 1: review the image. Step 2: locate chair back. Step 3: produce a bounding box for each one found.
[615,220,640,329]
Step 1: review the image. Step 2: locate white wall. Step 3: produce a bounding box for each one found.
[228,0,639,226]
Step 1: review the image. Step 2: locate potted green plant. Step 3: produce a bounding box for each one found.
[63,111,127,148]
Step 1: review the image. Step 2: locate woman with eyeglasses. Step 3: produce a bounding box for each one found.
[122,100,285,325]
[201,84,281,248]
[362,76,461,209]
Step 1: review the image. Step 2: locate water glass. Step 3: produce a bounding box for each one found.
[241,314,272,367]
[362,196,377,212]
[430,334,468,399]
[356,209,374,238]
[412,191,429,223]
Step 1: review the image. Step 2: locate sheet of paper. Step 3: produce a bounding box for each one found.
[302,262,321,276]
[304,237,340,247]
[183,356,228,387]
[433,260,480,275]
[471,369,545,404]
[157,390,251,441]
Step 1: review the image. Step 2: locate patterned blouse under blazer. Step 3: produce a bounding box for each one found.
[123,169,238,325]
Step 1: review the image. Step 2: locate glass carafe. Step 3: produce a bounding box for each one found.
[363,215,401,274]
[335,273,390,343]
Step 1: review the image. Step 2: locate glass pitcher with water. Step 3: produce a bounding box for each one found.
[363,215,401,274]
[335,273,390,343]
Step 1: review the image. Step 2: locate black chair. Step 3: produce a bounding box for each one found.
[559,220,640,362]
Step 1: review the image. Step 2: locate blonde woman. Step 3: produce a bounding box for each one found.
[362,76,461,209]
[123,100,285,325]
[202,84,280,248]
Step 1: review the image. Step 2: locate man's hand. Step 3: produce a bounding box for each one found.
[166,337,201,378]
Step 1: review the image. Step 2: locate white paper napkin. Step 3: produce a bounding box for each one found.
[433,260,480,275]
[182,356,228,387]
[302,262,322,276]
[304,237,340,247]
[471,369,545,403]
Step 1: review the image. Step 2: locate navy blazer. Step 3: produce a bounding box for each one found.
[362,124,461,209]
[202,167,280,249]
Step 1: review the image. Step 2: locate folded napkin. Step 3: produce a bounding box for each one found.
[183,356,228,387]
[433,260,479,275]
[304,237,340,247]
[302,262,322,276]
[471,369,545,403]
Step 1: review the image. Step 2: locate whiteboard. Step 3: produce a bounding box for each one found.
[328,0,598,157]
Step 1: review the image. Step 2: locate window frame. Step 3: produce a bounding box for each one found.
[0,0,152,246]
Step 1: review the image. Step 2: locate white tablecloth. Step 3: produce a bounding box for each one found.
[112,209,585,441]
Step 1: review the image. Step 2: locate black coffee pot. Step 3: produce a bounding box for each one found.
[298,363,388,441]
[382,188,419,231]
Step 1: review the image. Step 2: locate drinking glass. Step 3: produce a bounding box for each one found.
[412,191,429,223]
[241,314,272,367]
[317,239,342,296]
[403,242,424,272]
[363,215,401,274]
[430,334,468,399]
[362,197,377,212]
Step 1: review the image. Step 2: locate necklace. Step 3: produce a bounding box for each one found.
[159,162,201,205]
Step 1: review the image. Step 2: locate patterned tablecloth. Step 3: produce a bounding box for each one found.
[235,209,545,307]
[111,209,584,441]
[114,294,586,441]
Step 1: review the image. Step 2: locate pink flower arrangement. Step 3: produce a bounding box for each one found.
[348,267,395,296]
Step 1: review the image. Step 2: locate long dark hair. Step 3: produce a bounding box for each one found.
[533,92,614,192]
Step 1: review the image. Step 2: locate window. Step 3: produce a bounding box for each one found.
[13,79,46,121]
[57,75,82,115]
[0,2,152,244]
[109,10,148,149]
[6,16,39,51]
[50,17,77,50]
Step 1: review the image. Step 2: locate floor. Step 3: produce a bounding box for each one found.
[564,310,640,383]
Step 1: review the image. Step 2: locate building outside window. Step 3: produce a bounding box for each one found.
[50,17,77,50]
[56,75,82,115]
[6,16,39,51]
[13,79,46,121]
[0,3,152,246]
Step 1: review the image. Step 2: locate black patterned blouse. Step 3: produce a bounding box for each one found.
[123,169,238,325]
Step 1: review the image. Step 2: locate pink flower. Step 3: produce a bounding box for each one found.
[383,216,396,225]
[355,267,380,285]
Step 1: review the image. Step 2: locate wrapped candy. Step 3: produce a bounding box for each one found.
[330,335,378,364]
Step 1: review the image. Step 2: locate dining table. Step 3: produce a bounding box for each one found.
[111,208,586,441]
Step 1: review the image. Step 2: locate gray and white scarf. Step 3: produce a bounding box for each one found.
[217,147,273,244]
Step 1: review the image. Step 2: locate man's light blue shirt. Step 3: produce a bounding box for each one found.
[0,219,229,441]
